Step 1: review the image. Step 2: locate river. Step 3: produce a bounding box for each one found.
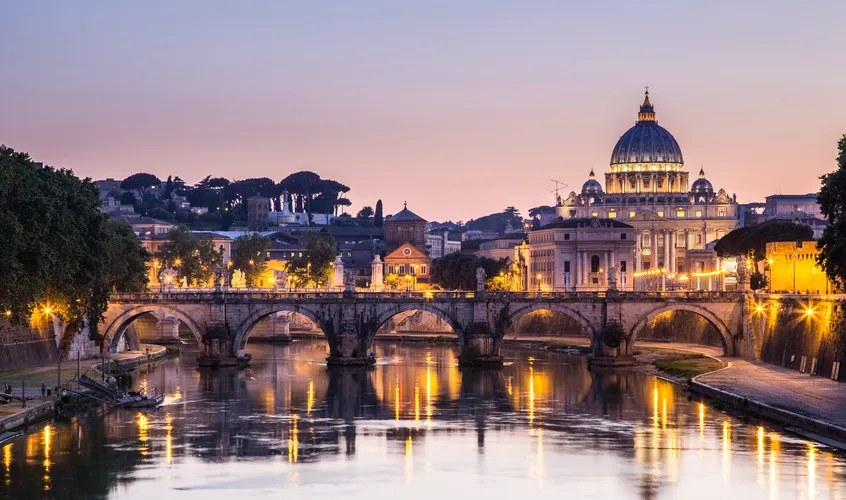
[1,340,845,499]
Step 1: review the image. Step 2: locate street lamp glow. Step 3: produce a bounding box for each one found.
[44,307,52,315]
[4,310,11,317]
[174,258,182,266]
[249,260,254,265]
[806,308,814,317]
[756,305,764,313]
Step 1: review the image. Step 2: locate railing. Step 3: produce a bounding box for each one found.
[110,288,753,303]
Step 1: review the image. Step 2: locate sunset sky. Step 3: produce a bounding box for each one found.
[1,1,844,221]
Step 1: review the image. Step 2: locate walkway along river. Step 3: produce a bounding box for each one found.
[2,341,845,498]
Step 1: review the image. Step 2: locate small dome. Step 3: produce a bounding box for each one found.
[581,169,604,195]
[691,167,714,194]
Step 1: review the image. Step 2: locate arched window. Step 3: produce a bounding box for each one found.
[591,255,600,273]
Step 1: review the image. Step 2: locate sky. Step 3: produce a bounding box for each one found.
[1,1,845,222]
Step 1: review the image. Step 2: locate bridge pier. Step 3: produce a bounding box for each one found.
[325,320,376,368]
[459,324,503,368]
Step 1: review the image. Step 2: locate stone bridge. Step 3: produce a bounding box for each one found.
[94,290,759,367]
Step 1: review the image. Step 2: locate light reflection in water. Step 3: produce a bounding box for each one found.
[42,425,52,491]
[0,342,845,498]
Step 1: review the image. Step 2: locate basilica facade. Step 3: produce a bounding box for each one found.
[555,91,739,281]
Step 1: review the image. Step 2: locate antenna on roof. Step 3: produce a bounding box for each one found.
[550,179,568,200]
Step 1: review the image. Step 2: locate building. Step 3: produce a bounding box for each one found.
[384,203,430,288]
[426,231,461,259]
[247,195,271,231]
[462,229,501,241]
[476,237,524,262]
[515,218,636,292]
[766,241,834,294]
[764,194,821,219]
[95,178,123,195]
[557,91,739,281]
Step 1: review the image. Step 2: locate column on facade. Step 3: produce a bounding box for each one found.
[582,251,588,286]
[602,251,609,287]
[635,232,643,272]
[669,232,676,274]
[685,229,691,250]
[701,228,707,250]
[663,231,670,270]
[650,230,657,269]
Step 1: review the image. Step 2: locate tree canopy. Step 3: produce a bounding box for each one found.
[817,134,846,288]
[120,173,161,194]
[374,200,384,227]
[287,233,336,287]
[153,225,223,287]
[430,252,510,290]
[714,220,813,260]
[0,145,148,335]
[231,233,270,287]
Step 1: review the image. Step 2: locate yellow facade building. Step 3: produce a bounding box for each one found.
[765,241,833,294]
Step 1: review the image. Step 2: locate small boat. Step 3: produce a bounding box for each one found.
[115,390,165,408]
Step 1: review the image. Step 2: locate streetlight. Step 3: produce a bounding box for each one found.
[536,273,542,292]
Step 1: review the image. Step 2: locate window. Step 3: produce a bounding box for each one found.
[564,261,570,272]
[591,211,598,217]
[609,210,617,218]
[676,208,685,217]
[643,234,650,247]
[564,233,570,240]
[657,211,664,217]
[621,233,627,240]
[590,255,600,273]
[620,261,627,272]
[718,208,726,217]
[696,234,703,245]
[629,211,636,218]
[421,265,427,274]
[695,210,702,217]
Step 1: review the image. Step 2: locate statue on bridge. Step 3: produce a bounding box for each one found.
[344,269,356,292]
[213,266,229,291]
[231,269,246,288]
[476,266,487,292]
[273,269,287,291]
[607,265,618,291]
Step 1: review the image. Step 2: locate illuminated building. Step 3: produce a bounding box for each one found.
[555,91,739,282]
[766,241,833,294]
[514,217,636,291]
[383,203,431,288]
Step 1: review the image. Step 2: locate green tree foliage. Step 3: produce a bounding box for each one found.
[817,134,846,288]
[103,220,151,292]
[0,145,143,335]
[279,172,351,222]
[119,191,136,205]
[374,200,384,227]
[154,225,223,287]
[231,233,270,287]
[120,173,161,196]
[430,252,510,290]
[714,221,813,260]
[357,206,374,220]
[287,233,336,287]
[466,209,523,234]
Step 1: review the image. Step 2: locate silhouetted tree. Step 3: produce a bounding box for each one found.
[374,200,384,227]
[817,134,846,288]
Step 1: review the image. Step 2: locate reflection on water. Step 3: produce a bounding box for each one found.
[2,340,846,499]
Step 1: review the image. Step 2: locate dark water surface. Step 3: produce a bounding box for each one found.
[2,341,845,499]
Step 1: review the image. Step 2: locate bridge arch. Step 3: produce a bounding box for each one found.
[103,305,205,353]
[233,304,325,355]
[371,303,465,345]
[506,304,598,342]
[628,304,735,356]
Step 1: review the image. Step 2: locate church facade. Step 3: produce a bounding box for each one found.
[555,91,739,286]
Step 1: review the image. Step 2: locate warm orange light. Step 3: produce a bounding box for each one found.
[756,305,764,313]
[43,307,52,315]
[806,308,814,316]
[249,260,254,265]
[4,310,11,317]
[174,258,182,266]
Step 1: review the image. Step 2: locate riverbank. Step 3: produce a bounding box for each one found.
[0,344,167,434]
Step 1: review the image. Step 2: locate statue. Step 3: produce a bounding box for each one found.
[273,269,287,290]
[231,269,246,288]
[213,266,225,290]
[344,269,356,292]
[475,266,487,292]
[607,265,618,291]
[159,268,178,290]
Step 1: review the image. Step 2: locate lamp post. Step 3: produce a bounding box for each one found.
[536,273,542,292]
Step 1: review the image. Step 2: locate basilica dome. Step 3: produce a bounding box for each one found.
[691,167,714,193]
[581,169,604,195]
[609,91,684,168]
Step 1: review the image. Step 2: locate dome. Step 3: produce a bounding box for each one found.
[691,167,713,193]
[581,169,604,195]
[610,91,684,167]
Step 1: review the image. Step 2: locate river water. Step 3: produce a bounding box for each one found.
[2,340,845,499]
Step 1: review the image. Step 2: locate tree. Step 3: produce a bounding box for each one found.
[164,175,174,198]
[154,225,223,287]
[231,233,270,287]
[119,191,136,205]
[715,221,813,260]
[430,252,510,290]
[103,220,150,292]
[279,171,321,221]
[374,200,384,227]
[357,206,374,220]
[817,134,846,288]
[0,145,119,336]
[287,233,336,287]
[120,173,161,197]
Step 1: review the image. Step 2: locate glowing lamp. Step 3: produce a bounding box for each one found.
[806,308,814,317]
[44,307,52,314]
[756,305,764,313]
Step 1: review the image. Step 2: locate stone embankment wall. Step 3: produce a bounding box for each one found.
[751,297,846,381]
[0,317,58,370]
